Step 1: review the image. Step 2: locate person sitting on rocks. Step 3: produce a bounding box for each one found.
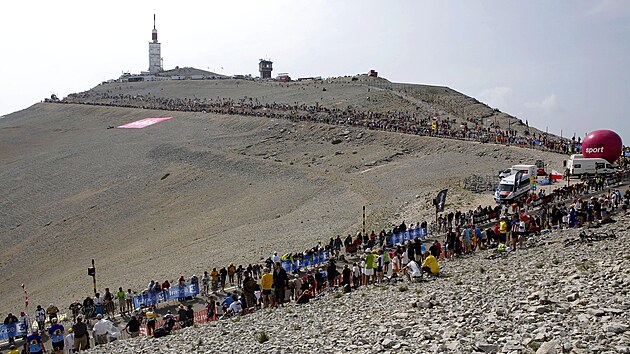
[163,312,176,332]
[402,259,422,282]
[421,251,440,276]
[296,282,310,304]
[226,294,243,317]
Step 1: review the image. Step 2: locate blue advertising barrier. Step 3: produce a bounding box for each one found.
[281,250,329,272]
[389,227,428,245]
[133,283,199,309]
[0,322,28,341]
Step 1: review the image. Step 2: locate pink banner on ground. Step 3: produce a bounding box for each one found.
[118,117,172,129]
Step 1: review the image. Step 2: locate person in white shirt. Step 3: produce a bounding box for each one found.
[35,305,46,331]
[227,295,242,316]
[402,260,422,281]
[64,328,75,354]
[352,262,361,287]
[94,294,104,316]
[92,314,113,345]
[18,311,29,340]
[401,248,409,267]
[518,220,526,248]
[271,252,280,263]
[254,288,262,309]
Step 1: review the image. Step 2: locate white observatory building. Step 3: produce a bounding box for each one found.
[148,14,163,73]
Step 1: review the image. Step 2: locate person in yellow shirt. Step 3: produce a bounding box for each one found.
[498,216,508,244]
[210,268,220,293]
[7,344,20,354]
[421,251,440,276]
[145,307,157,336]
[260,268,274,308]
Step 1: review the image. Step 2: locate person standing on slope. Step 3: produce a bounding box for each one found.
[48,317,65,353]
[26,329,45,354]
[272,262,288,306]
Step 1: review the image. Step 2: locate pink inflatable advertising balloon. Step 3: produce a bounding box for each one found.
[582,130,622,163]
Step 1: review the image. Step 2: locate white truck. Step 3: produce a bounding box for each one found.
[564,154,616,177]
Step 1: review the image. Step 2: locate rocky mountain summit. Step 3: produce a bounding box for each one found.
[89,216,630,354]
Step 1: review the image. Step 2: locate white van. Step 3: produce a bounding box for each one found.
[564,154,616,177]
[494,173,531,203]
[510,164,536,177]
[497,164,536,179]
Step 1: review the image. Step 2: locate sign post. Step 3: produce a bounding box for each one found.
[88,259,97,295]
[362,206,366,236]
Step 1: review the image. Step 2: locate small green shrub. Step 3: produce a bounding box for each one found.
[575,262,590,271]
[528,341,540,351]
[257,331,269,343]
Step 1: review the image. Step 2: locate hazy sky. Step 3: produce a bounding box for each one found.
[1,0,628,141]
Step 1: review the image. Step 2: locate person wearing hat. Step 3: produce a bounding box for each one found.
[46,303,59,323]
[92,314,113,345]
[64,327,75,354]
[48,317,65,353]
[26,328,44,354]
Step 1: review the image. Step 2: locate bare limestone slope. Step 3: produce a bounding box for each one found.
[0,89,563,314]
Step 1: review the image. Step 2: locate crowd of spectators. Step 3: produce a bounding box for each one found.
[4,177,628,352]
[50,90,582,155]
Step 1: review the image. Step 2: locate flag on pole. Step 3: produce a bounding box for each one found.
[21,283,29,308]
[434,189,448,212]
